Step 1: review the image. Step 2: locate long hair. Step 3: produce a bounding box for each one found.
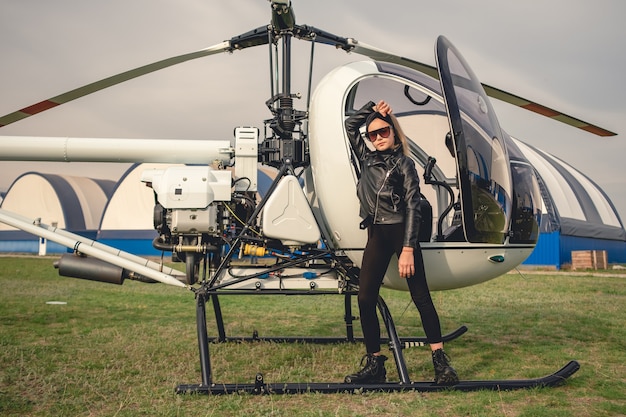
[366,111,409,156]
[389,113,409,156]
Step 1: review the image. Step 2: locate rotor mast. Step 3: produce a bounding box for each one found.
[260,0,307,169]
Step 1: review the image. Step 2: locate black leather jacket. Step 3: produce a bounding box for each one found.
[345,101,422,248]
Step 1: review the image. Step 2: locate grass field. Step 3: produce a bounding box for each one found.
[1,256,625,416]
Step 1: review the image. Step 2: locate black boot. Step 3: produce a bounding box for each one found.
[344,354,387,384]
[432,349,459,385]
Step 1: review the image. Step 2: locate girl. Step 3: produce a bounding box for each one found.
[343,100,458,385]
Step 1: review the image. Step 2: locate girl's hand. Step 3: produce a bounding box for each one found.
[398,247,414,278]
[374,100,392,117]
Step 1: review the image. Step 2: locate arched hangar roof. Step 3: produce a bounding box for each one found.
[0,172,115,231]
[509,137,625,241]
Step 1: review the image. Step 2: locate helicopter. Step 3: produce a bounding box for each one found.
[0,0,614,393]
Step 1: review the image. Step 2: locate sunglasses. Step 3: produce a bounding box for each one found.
[366,125,392,141]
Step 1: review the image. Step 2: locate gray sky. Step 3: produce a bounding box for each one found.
[1,0,625,221]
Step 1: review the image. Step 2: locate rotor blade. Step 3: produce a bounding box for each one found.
[347,39,616,137]
[481,85,617,137]
[348,39,440,79]
[0,41,232,128]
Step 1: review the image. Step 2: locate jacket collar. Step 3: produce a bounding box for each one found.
[373,145,403,162]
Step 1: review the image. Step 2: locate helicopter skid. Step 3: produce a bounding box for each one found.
[176,360,580,395]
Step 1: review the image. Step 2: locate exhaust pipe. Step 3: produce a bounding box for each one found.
[54,254,157,285]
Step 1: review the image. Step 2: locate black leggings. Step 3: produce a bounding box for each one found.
[359,223,442,354]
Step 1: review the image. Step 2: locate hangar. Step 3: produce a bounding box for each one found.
[0,172,115,253]
[509,137,626,267]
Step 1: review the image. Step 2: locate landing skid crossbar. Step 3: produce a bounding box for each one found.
[207,288,467,345]
[208,325,468,345]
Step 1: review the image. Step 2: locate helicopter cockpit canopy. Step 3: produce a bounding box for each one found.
[309,36,541,258]
[435,36,512,244]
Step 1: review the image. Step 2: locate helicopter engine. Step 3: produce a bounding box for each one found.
[142,165,232,236]
[138,127,260,285]
[141,165,234,285]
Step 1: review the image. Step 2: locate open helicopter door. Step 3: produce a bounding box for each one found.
[435,36,513,244]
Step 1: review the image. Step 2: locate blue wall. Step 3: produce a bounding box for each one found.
[0,230,159,256]
[97,230,160,256]
[559,235,626,265]
[0,230,71,254]
[523,231,561,267]
[523,230,626,267]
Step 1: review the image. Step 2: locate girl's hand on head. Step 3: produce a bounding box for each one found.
[376,100,392,117]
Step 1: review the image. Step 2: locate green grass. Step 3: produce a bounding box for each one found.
[1,256,625,416]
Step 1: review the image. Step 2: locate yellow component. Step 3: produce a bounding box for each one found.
[242,244,268,257]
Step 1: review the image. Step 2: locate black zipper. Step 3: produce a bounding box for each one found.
[373,158,400,222]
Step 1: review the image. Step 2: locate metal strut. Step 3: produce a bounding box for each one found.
[195,291,212,387]
[376,295,410,384]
